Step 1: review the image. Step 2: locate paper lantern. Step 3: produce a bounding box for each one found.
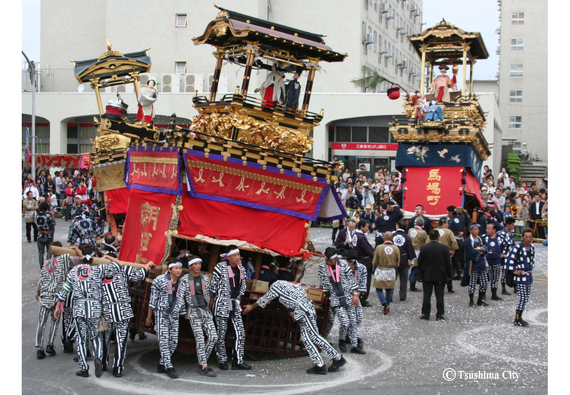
[387,87,400,100]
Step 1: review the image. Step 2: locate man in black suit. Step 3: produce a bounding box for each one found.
[334,219,357,250]
[353,220,375,307]
[529,193,546,239]
[417,230,453,321]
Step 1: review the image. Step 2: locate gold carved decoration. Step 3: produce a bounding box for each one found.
[190,108,314,155]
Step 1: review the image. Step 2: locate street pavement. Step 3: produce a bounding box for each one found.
[20,219,548,394]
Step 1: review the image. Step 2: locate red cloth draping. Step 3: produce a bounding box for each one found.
[177,194,309,257]
[464,169,485,208]
[106,188,130,214]
[118,189,176,264]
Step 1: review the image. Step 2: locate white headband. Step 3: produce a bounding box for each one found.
[327,254,341,260]
[226,249,240,257]
[168,262,183,269]
[188,257,202,266]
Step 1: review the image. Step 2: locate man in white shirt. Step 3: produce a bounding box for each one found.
[23,179,40,200]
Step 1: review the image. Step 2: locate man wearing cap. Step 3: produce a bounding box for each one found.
[23,190,39,243]
[406,204,432,235]
[67,210,98,247]
[361,183,375,209]
[393,220,416,301]
[243,279,347,375]
[285,71,302,111]
[146,260,186,379]
[318,247,363,354]
[210,246,251,371]
[361,205,375,232]
[464,223,489,307]
[101,258,154,377]
[180,255,218,377]
[258,254,279,284]
[430,64,457,102]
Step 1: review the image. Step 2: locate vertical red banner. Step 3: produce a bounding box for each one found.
[403,167,464,216]
[118,189,175,264]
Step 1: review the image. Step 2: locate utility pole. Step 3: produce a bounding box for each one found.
[22,51,37,177]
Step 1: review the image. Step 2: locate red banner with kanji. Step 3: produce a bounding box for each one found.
[184,150,329,221]
[403,166,464,216]
[177,194,310,257]
[125,147,182,195]
[118,189,176,264]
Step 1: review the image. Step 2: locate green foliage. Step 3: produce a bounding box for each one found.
[350,66,387,92]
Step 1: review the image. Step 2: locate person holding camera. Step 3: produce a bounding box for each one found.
[464,223,490,307]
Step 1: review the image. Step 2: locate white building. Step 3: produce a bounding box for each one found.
[23,0,502,176]
[497,0,547,161]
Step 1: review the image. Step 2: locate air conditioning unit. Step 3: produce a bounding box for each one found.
[380,2,388,13]
[140,73,157,87]
[363,33,374,46]
[208,73,228,93]
[161,73,181,93]
[116,84,134,93]
[182,73,204,93]
[102,86,116,93]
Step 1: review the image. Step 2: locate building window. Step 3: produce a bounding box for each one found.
[509,90,523,103]
[175,14,187,28]
[336,126,351,142]
[510,38,524,51]
[512,12,524,25]
[510,64,523,77]
[175,61,187,74]
[352,127,367,142]
[508,116,522,129]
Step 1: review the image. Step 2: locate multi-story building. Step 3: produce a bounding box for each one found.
[497,0,547,161]
[22,0,501,177]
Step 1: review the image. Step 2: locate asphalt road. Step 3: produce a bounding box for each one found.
[20,220,548,394]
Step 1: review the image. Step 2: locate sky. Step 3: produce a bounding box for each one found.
[20,0,501,79]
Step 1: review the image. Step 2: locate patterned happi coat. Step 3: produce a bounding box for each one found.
[38,254,81,309]
[57,261,121,319]
[101,266,147,323]
[210,262,247,318]
[318,260,358,307]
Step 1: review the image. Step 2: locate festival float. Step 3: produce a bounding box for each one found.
[62,6,348,355]
[389,20,491,217]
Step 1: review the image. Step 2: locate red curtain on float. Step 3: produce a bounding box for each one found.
[118,189,176,264]
[177,194,310,258]
[464,169,485,208]
[403,166,464,215]
[105,188,130,214]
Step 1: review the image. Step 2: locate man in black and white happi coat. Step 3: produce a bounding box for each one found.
[243,280,347,375]
[180,255,218,377]
[482,222,503,301]
[344,249,367,350]
[35,243,81,359]
[209,246,251,371]
[35,202,56,269]
[101,258,155,377]
[506,228,535,327]
[318,247,364,355]
[498,217,516,296]
[146,261,186,379]
[67,211,98,247]
[54,245,123,378]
